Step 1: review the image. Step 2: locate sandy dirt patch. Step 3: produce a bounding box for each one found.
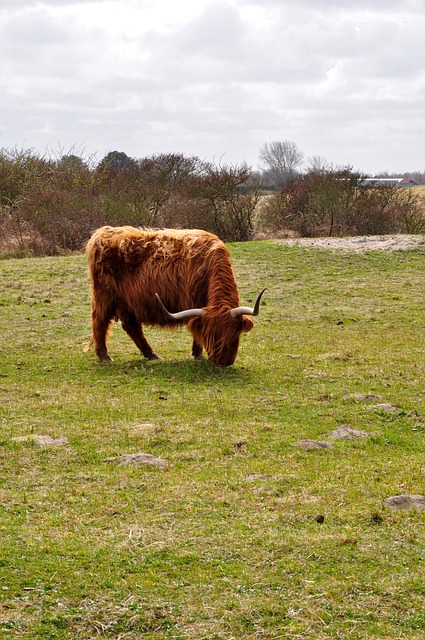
[275,234,424,252]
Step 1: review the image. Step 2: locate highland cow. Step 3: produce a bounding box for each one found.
[86,225,265,366]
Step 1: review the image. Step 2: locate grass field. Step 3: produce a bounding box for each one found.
[1,240,424,639]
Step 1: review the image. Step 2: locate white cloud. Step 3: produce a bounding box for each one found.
[0,0,424,173]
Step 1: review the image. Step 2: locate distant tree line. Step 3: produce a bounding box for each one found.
[258,139,425,188]
[256,140,425,237]
[0,145,424,256]
[0,148,261,255]
[258,166,425,237]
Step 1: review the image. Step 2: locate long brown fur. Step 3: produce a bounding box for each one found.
[86,225,255,365]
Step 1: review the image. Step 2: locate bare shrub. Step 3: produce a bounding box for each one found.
[159,194,210,229]
[0,149,54,254]
[193,164,260,241]
[15,156,106,253]
[257,171,357,236]
[351,186,398,235]
[258,167,425,237]
[393,189,425,233]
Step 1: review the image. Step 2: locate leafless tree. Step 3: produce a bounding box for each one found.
[306,155,329,174]
[259,140,303,187]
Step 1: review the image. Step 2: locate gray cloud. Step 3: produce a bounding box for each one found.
[1,0,424,173]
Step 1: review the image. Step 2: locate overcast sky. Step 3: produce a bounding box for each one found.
[1,0,424,174]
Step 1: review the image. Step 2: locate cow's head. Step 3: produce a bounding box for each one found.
[156,289,266,366]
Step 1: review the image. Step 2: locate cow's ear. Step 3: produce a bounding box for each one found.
[241,317,254,333]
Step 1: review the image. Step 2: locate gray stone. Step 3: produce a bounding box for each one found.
[104,452,170,468]
[354,394,382,402]
[327,425,371,440]
[383,494,425,511]
[294,439,334,450]
[373,403,398,412]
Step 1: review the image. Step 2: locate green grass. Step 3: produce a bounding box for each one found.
[1,241,424,639]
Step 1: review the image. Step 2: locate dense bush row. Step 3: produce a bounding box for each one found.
[0,149,260,255]
[258,168,425,237]
[1,150,424,256]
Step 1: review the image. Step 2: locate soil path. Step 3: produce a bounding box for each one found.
[275,234,424,252]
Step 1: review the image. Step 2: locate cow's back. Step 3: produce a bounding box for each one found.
[86,226,228,325]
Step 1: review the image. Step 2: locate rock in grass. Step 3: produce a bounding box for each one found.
[353,393,382,402]
[327,425,371,440]
[294,439,334,450]
[373,403,398,412]
[104,452,170,468]
[383,494,425,511]
[11,434,68,447]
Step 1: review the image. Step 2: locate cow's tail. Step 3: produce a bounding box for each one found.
[84,337,94,352]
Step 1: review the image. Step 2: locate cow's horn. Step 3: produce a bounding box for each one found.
[230,288,266,318]
[155,293,205,320]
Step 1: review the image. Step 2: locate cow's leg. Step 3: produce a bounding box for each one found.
[192,339,204,360]
[120,312,160,360]
[92,301,115,362]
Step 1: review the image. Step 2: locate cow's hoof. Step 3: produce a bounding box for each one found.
[98,354,113,363]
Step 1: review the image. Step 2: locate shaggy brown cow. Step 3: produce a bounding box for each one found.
[86,225,265,366]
